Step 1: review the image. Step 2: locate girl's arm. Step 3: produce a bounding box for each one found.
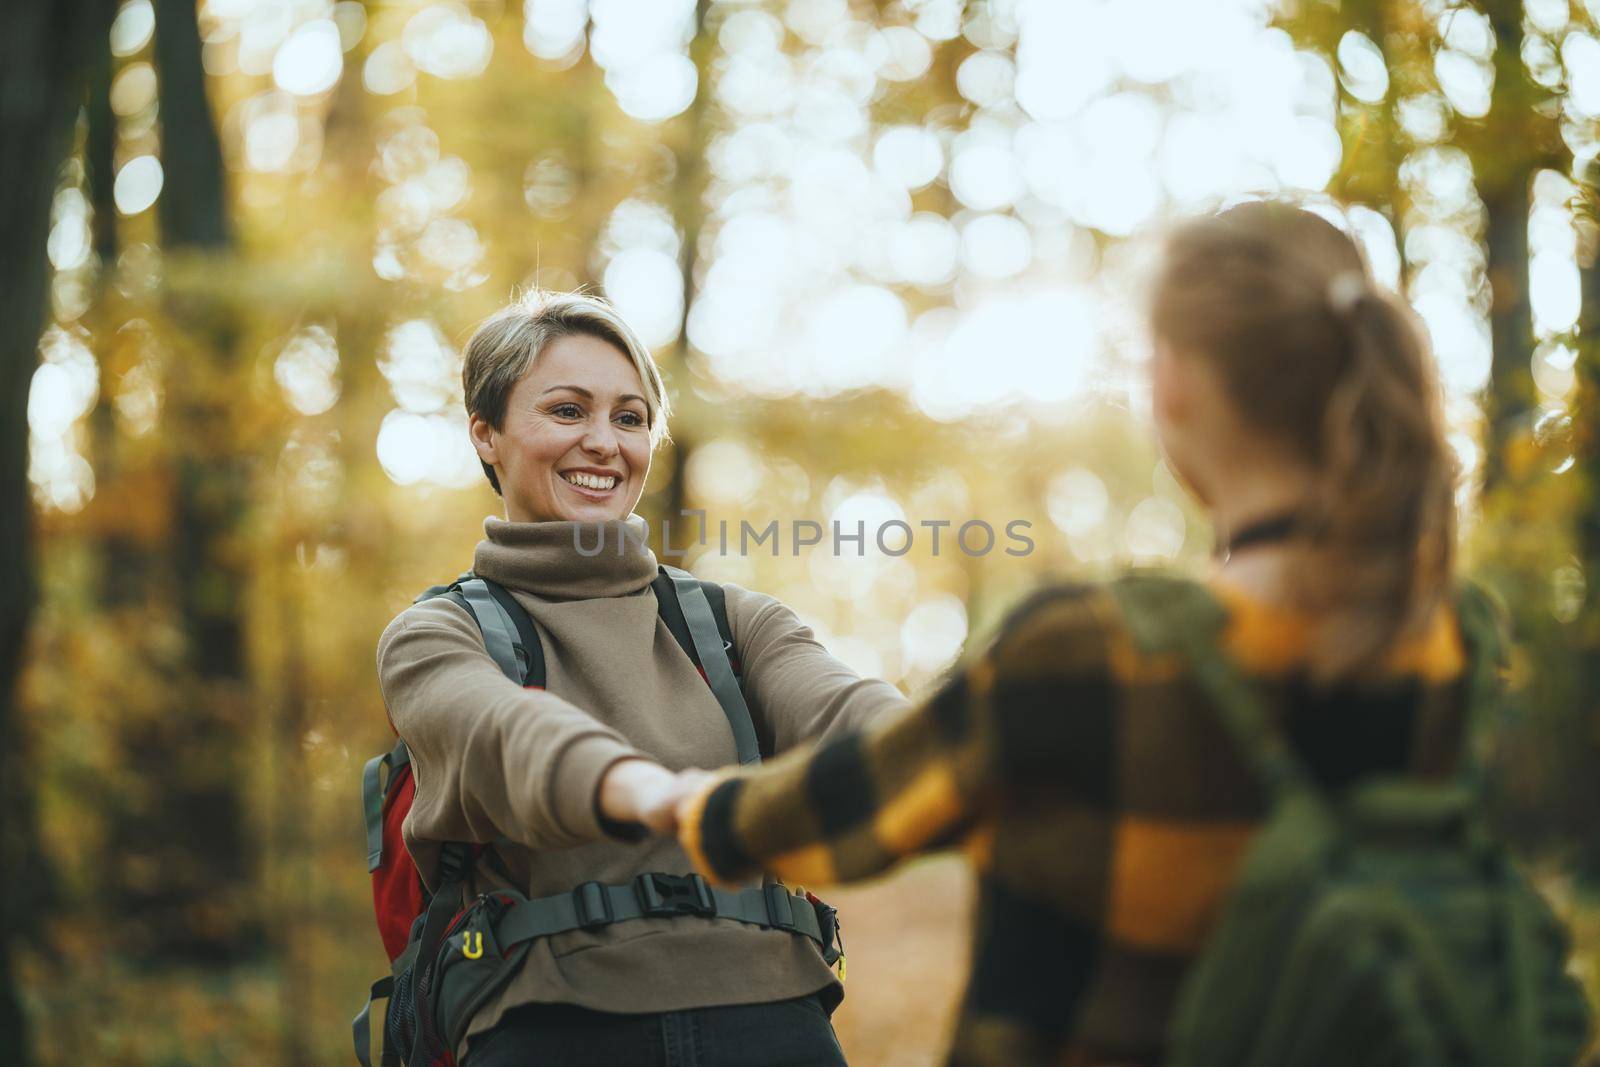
[680,585,1102,887]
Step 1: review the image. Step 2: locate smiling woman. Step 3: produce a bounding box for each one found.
[371,289,903,1066]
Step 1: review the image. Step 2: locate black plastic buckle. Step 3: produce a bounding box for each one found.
[573,881,614,929]
[435,841,473,884]
[764,884,796,931]
[634,873,716,918]
[812,899,841,965]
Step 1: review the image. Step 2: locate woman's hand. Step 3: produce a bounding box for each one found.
[597,759,713,835]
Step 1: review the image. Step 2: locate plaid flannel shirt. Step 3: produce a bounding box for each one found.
[680,578,1471,1066]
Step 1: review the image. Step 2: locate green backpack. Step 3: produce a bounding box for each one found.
[1109,573,1593,1067]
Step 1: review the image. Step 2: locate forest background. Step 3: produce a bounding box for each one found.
[4,0,1600,1064]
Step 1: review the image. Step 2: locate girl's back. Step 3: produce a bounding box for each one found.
[940,577,1470,1062]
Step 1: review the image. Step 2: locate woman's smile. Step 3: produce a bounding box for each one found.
[559,467,624,498]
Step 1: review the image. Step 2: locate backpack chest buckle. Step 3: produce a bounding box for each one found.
[634,872,716,918]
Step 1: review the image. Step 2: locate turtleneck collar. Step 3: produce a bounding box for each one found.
[473,514,659,601]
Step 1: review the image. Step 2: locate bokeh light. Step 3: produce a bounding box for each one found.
[273,18,343,96]
[110,0,155,57]
[113,155,164,215]
[275,326,342,417]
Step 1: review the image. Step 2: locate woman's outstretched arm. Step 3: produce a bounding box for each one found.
[722,583,910,754]
[379,596,652,860]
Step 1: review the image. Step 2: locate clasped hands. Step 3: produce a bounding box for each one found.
[597,757,716,836]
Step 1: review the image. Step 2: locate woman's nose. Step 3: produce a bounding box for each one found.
[581,418,620,458]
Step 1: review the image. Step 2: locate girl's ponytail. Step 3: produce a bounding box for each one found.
[1301,277,1456,682]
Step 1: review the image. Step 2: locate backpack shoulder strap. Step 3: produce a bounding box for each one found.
[1450,578,1509,790]
[363,738,410,873]
[1109,570,1309,798]
[1453,578,1506,710]
[698,581,739,672]
[418,575,546,688]
[476,578,547,689]
[413,570,474,605]
[651,573,738,675]
[454,579,528,685]
[654,565,761,765]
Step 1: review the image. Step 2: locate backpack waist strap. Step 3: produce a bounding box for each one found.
[492,873,839,963]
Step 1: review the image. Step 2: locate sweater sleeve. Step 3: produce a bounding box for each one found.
[721,583,909,755]
[679,642,993,889]
[680,584,1107,889]
[376,597,650,857]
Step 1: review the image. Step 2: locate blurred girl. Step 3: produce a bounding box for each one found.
[674,201,1588,1065]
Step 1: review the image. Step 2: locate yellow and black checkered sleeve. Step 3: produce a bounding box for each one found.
[680,583,1107,888]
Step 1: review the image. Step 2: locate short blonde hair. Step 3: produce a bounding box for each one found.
[462,290,672,495]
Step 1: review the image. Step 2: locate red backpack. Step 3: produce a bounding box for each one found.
[353,568,842,1067]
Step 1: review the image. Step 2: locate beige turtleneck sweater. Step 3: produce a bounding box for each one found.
[375,515,907,1058]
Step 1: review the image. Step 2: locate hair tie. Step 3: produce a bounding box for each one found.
[1327,271,1367,315]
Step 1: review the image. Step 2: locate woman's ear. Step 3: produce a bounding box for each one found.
[468,413,498,465]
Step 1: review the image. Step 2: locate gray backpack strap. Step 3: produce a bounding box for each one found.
[456,577,526,683]
[352,974,397,1067]
[660,564,761,765]
[363,739,410,872]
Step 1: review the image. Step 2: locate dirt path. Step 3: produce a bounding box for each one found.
[822,855,973,1067]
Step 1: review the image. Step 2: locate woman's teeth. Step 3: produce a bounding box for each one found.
[563,472,618,491]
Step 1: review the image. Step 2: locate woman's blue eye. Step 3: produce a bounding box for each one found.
[617,411,645,427]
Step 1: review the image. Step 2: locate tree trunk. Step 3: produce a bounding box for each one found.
[0,2,116,1061]
[1475,0,1560,490]
[85,42,118,269]
[152,0,228,250]
[1574,161,1600,880]
[656,0,713,533]
[1481,176,1535,488]
[103,0,260,964]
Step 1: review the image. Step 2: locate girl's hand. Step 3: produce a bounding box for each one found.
[671,769,717,834]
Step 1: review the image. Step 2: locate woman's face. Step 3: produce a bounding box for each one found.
[470,333,653,523]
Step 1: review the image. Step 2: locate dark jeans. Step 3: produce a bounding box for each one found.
[465,991,848,1067]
